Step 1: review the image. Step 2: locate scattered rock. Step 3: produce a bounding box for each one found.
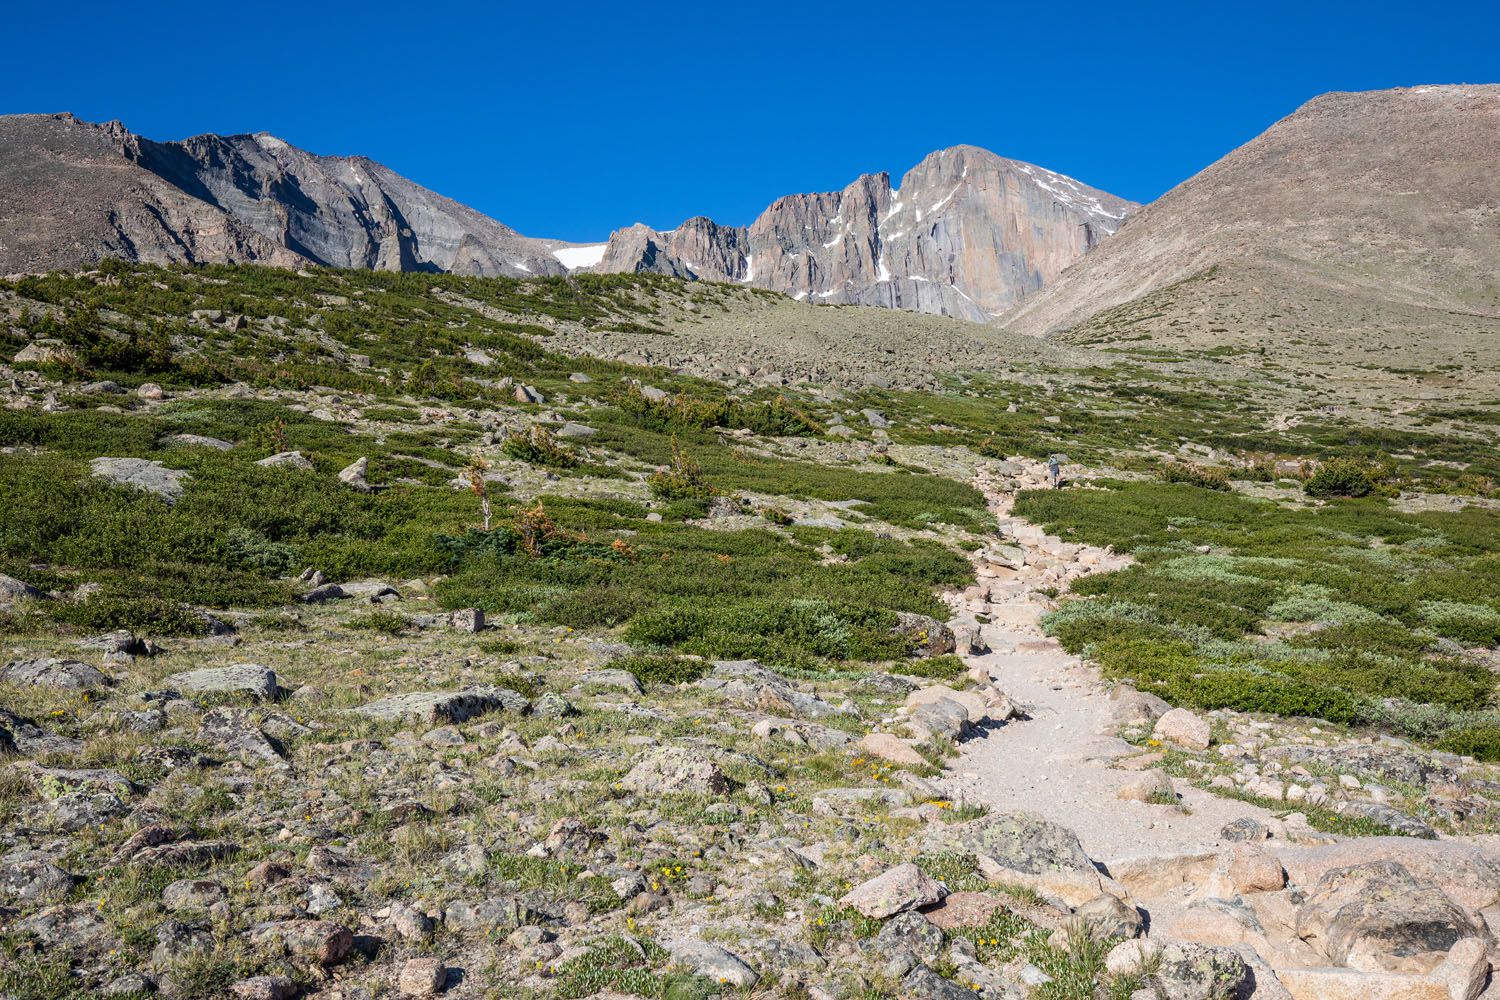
[1116,768,1175,803]
[859,732,929,767]
[89,457,190,502]
[699,660,841,718]
[1154,708,1211,750]
[0,657,108,690]
[255,451,314,470]
[165,664,280,700]
[620,746,730,797]
[839,862,946,918]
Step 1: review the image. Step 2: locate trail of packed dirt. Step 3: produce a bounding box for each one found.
[937,466,1277,864]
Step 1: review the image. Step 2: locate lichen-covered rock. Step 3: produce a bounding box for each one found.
[0,657,108,690]
[1295,860,1483,973]
[166,663,279,700]
[620,746,730,797]
[838,862,946,919]
[90,457,190,502]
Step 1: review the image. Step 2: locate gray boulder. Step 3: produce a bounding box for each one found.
[664,937,758,988]
[353,686,530,725]
[165,664,280,700]
[893,612,956,657]
[0,657,109,690]
[337,457,372,492]
[0,573,47,604]
[163,433,233,450]
[579,668,643,695]
[699,660,841,718]
[200,708,289,770]
[555,422,596,440]
[901,963,980,999]
[256,451,314,470]
[90,457,190,503]
[620,746,730,796]
[0,854,77,904]
[0,708,83,756]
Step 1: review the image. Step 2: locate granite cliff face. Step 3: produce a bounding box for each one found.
[0,113,567,277]
[592,146,1137,321]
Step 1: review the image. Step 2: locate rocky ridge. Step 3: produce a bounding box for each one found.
[0,113,572,277]
[591,146,1136,321]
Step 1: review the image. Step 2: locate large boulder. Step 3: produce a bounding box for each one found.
[893,612,956,658]
[1295,860,1484,973]
[663,937,758,988]
[839,863,947,918]
[0,657,109,691]
[620,746,730,797]
[1272,839,1500,915]
[1154,708,1211,750]
[90,457,190,503]
[165,664,280,700]
[0,573,47,605]
[929,812,1110,906]
[699,660,840,718]
[338,457,372,492]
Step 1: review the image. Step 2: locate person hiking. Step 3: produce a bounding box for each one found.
[1047,454,1061,488]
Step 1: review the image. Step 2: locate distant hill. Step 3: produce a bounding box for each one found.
[998,86,1500,348]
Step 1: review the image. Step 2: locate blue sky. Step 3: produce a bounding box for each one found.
[5,0,1496,242]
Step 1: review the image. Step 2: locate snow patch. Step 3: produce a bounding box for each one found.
[742,254,755,283]
[927,183,962,215]
[552,244,607,269]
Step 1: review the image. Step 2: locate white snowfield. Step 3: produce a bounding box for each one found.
[551,244,607,269]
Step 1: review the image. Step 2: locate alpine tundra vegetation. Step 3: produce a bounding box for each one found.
[1,78,1500,1000]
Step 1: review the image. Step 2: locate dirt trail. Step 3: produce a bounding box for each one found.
[938,467,1277,865]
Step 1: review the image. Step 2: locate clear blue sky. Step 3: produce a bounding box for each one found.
[5,0,1496,242]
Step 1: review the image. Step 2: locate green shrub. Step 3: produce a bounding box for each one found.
[612,655,711,686]
[647,438,718,500]
[344,610,412,636]
[502,427,579,468]
[898,655,966,681]
[1304,459,1376,498]
[1436,726,1500,762]
[1155,462,1230,491]
[47,593,208,636]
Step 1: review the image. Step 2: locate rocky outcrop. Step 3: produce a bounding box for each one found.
[0,113,565,277]
[593,145,1136,321]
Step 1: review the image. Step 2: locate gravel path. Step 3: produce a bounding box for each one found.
[939,470,1277,865]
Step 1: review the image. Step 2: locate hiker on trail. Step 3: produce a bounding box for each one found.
[1047,455,1061,488]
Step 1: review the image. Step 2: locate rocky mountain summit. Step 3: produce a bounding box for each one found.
[999,85,1500,340]
[0,113,571,277]
[592,146,1137,321]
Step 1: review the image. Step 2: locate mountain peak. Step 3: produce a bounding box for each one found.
[586,146,1137,320]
